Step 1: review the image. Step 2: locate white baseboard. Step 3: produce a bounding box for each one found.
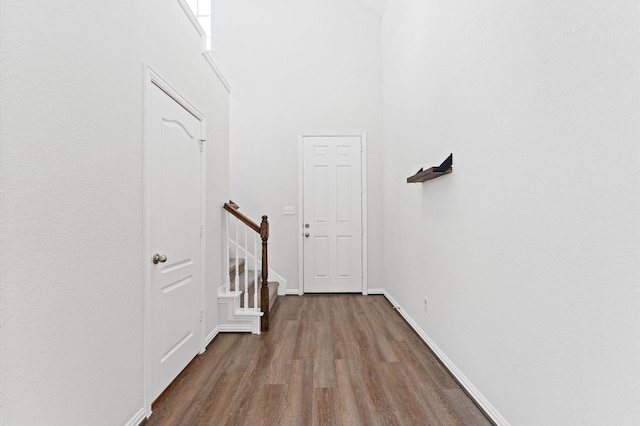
[124,407,146,426]
[217,323,256,333]
[376,289,509,426]
[286,289,301,295]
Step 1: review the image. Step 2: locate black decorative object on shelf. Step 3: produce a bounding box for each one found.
[407,153,453,183]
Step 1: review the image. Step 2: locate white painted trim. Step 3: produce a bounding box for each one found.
[177,0,231,93]
[198,121,207,355]
[297,136,304,296]
[203,52,231,94]
[142,64,207,416]
[376,289,509,426]
[217,323,256,333]
[298,132,369,295]
[286,289,301,295]
[124,408,146,426]
[219,289,243,297]
[360,133,369,295]
[217,290,262,334]
[148,68,205,120]
[142,66,153,419]
[177,0,206,46]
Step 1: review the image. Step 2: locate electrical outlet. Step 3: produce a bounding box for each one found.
[283,206,295,215]
[423,297,428,312]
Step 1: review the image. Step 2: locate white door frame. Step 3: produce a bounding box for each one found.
[297,132,368,296]
[142,65,207,416]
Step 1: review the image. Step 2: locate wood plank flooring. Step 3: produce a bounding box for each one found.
[147,295,493,426]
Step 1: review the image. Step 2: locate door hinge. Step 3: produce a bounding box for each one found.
[199,139,206,152]
[200,225,203,238]
[200,310,204,322]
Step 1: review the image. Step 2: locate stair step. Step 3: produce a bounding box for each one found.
[237,279,279,309]
[269,281,279,311]
[229,263,279,311]
[231,269,259,293]
[228,258,245,283]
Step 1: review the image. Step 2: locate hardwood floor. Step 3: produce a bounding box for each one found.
[147,295,493,426]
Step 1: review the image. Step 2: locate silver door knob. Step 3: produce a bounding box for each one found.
[304,233,310,237]
[153,254,167,264]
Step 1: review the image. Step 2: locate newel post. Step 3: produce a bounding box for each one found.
[260,215,270,331]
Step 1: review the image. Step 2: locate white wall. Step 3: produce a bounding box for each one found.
[382,0,639,424]
[211,0,384,292]
[204,76,230,344]
[0,1,229,424]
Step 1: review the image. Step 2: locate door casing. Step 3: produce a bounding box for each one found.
[298,132,368,295]
[142,65,207,416]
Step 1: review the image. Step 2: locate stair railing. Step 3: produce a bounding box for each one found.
[223,201,270,331]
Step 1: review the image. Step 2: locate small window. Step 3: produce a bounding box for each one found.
[186,0,212,50]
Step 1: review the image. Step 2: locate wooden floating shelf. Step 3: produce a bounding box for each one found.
[407,153,453,183]
[407,166,452,183]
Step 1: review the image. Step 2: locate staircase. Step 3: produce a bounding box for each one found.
[229,258,279,312]
[217,201,278,334]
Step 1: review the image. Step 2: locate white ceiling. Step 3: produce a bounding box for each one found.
[353,0,388,16]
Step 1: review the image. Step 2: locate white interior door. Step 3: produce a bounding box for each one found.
[302,135,363,293]
[149,84,202,401]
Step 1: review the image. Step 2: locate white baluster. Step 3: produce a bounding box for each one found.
[234,217,239,292]
[254,232,259,312]
[225,212,230,293]
[244,225,249,310]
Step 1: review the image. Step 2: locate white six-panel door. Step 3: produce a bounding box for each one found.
[149,83,202,401]
[302,135,363,293]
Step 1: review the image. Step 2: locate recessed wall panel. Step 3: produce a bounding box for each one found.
[337,236,351,278]
[314,166,329,223]
[313,237,329,278]
[336,166,351,223]
[162,123,198,265]
[314,146,328,157]
[161,276,194,356]
[336,145,351,157]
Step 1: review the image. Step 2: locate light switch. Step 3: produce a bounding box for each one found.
[283,206,296,215]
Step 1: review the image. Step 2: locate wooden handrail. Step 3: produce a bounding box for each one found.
[224,202,260,233]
